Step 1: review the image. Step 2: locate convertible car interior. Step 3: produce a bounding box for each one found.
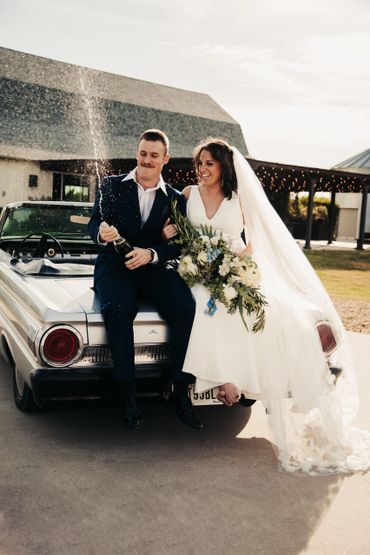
[0,202,98,274]
[10,258,95,276]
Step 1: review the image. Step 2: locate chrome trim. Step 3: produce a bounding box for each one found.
[79,343,170,366]
[39,325,83,368]
[135,343,170,363]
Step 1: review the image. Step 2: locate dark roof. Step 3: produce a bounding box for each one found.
[0,47,248,160]
[332,148,370,174]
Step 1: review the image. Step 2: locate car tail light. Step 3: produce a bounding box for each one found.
[40,326,82,367]
[316,321,338,356]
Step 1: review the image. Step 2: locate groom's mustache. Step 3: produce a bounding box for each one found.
[140,163,155,168]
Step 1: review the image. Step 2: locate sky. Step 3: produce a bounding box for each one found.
[1,0,369,168]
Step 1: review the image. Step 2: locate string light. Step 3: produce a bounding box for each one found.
[158,159,369,193]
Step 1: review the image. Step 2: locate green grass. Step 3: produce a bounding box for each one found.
[304,250,370,301]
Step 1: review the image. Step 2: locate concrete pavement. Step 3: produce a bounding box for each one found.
[296,239,370,251]
[0,332,369,555]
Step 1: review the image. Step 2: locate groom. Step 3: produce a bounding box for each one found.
[88,129,202,430]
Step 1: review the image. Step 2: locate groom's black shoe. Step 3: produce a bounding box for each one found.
[169,394,203,430]
[123,397,143,430]
[117,381,143,430]
[167,381,203,430]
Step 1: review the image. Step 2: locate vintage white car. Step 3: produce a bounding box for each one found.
[0,201,339,413]
[0,201,180,411]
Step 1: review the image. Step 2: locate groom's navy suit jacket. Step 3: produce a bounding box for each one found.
[88,174,185,281]
[87,174,195,384]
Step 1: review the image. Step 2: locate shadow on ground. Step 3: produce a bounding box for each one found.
[0,359,342,555]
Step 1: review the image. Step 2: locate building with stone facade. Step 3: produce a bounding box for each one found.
[0,47,247,207]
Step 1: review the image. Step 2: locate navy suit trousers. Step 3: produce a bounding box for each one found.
[94,259,195,385]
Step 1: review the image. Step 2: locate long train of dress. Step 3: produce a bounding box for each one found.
[182,186,370,475]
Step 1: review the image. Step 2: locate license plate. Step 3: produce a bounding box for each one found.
[189,385,221,405]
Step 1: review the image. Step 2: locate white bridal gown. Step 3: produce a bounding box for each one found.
[182,185,370,475]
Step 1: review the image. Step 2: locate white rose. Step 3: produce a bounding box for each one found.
[219,261,230,277]
[250,271,261,288]
[199,235,211,246]
[178,262,187,276]
[243,267,261,288]
[232,256,242,269]
[197,251,208,263]
[223,285,238,302]
[229,274,241,284]
[218,254,233,277]
[210,236,219,246]
[178,255,194,275]
[181,255,192,266]
[187,262,198,275]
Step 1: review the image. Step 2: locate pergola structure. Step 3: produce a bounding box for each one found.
[250,158,370,250]
[160,157,370,250]
[41,155,370,249]
[332,149,370,249]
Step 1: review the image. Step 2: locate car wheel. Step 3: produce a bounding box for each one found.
[12,362,38,412]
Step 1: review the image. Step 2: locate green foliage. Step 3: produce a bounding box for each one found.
[170,200,267,332]
[305,250,370,301]
[288,194,337,222]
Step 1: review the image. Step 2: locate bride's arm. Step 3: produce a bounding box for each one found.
[238,243,253,256]
[182,186,192,200]
[237,202,253,255]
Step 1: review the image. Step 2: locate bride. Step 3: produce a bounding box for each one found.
[163,138,370,475]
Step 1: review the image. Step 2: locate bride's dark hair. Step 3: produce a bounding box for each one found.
[193,138,237,200]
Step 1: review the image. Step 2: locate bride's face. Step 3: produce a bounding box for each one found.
[197,149,222,189]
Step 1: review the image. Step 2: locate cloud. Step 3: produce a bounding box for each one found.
[0,0,368,168]
[183,28,370,108]
[225,102,370,167]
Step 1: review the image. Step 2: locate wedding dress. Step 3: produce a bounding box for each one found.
[182,154,370,475]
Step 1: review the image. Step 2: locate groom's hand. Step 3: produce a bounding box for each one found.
[99,222,120,243]
[125,248,153,270]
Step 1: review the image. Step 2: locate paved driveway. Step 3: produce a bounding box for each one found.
[0,332,369,555]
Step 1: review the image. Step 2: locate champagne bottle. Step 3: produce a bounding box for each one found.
[113,235,133,255]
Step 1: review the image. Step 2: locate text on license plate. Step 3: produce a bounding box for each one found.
[189,385,221,405]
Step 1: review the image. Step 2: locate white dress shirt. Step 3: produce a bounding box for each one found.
[122,168,168,227]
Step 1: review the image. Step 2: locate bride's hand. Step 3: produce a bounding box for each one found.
[237,244,253,257]
[162,217,178,240]
[217,383,241,406]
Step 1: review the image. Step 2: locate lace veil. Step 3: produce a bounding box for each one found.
[232,147,370,474]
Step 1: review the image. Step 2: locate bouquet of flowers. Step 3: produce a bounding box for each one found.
[170,202,267,332]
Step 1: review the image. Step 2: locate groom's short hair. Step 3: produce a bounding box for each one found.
[138,129,170,154]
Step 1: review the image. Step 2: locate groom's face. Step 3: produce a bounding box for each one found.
[136,139,170,186]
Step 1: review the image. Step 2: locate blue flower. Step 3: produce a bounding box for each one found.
[207,248,221,262]
[205,297,218,316]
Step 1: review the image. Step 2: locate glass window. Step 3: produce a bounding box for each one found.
[63,175,81,187]
[1,204,93,239]
[63,185,89,202]
[52,173,90,201]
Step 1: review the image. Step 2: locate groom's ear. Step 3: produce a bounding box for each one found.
[163,153,170,166]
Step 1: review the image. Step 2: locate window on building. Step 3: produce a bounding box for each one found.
[52,173,90,201]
